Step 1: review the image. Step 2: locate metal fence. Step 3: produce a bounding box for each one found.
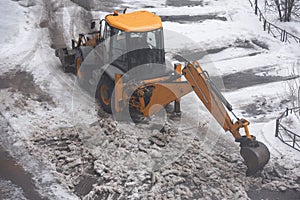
[249,0,300,44]
[275,107,300,152]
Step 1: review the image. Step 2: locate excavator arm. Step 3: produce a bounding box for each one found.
[183,61,248,139]
[182,61,270,175]
[113,61,270,175]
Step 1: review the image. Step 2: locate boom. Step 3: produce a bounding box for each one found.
[113,61,270,175]
[183,61,250,139]
[183,61,270,175]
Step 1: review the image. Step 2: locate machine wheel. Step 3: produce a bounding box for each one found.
[95,74,114,113]
[74,50,83,78]
[128,88,152,123]
[63,65,74,73]
[129,107,145,123]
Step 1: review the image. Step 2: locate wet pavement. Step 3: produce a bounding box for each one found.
[71,0,122,11]
[247,188,300,200]
[0,70,54,104]
[222,66,299,91]
[0,146,47,200]
[172,47,228,62]
[0,179,27,200]
[161,14,227,24]
[166,0,205,7]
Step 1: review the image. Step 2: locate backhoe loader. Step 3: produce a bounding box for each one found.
[55,10,270,175]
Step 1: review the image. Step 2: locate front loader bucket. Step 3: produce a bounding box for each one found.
[240,141,270,176]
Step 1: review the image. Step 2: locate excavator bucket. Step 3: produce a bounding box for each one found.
[240,141,270,176]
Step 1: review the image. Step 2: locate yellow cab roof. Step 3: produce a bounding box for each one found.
[105,10,162,32]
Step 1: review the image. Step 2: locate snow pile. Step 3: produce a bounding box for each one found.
[28,118,300,199]
[0,180,27,200]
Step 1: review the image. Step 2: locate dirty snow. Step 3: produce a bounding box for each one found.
[0,0,300,199]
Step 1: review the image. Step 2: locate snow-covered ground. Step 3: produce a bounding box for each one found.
[0,0,299,199]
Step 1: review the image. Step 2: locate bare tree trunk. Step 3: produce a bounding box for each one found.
[298,86,300,107]
[273,0,297,21]
[286,0,295,21]
[274,0,283,21]
[284,0,288,20]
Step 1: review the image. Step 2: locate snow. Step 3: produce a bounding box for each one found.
[0,0,300,199]
[0,1,24,45]
[281,111,300,134]
[0,180,27,200]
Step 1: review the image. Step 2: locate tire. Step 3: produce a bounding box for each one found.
[74,49,83,77]
[128,87,152,123]
[63,65,74,73]
[129,107,145,123]
[95,73,114,114]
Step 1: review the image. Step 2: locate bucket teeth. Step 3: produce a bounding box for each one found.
[240,141,270,176]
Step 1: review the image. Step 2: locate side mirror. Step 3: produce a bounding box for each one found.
[91,21,96,29]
